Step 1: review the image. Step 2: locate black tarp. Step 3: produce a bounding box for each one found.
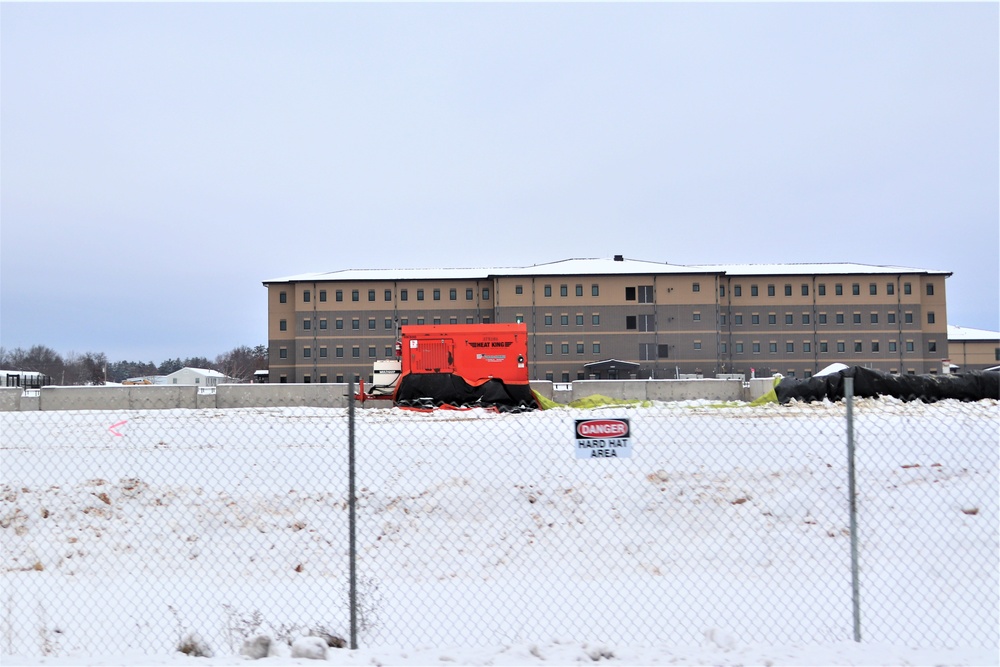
[394,373,539,411]
[775,367,1000,404]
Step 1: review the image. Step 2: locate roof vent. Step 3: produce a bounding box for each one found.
[613,255,624,262]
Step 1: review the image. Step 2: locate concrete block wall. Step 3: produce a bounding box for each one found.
[37,386,199,411]
[215,383,349,409]
[0,388,20,411]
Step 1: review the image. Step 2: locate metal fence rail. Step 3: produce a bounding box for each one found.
[1,389,996,658]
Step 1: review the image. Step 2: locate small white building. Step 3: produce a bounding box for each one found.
[163,367,231,387]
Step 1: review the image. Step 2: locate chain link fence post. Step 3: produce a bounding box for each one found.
[347,380,358,650]
[845,376,861,642]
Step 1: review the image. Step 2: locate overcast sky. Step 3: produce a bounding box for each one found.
[1,2,997,363]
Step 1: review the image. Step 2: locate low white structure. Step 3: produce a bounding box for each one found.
[164,367,231,387]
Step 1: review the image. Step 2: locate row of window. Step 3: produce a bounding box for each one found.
[278,279,937,306]
[725,311,934,326]
[281,315,493,332]
[722,340,936,354]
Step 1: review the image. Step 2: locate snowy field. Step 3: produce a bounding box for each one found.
[1,397,997,666]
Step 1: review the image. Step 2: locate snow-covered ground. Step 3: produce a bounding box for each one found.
[1,398,997,666]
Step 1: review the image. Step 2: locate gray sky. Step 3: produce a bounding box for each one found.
[2,2,997,363]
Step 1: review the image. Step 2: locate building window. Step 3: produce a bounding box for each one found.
[351,289,358,302]
[720,285,726,298]
[466,288,474,300]
[904,313,913,324]
[433,317,441,325]
[366,289,374,302]
[926,284,934,296]
[802,314,810,325]
[320,347,328,358]
[319,290,327,302]
[639,314,655,331]
[734,315,743,325]
[870,313,878,324]
[869,283,877,296]
[752,314,760,325]
[852,284,860,296]
[784,284,792,297]
[820,342,828,353]
[786,342,794,353]
[515,285,523,295]
[279,348,287,359]
[352,319,360,330]
[545,285,553,298]
[835,284,843,296]
[575,284,583,297]
[561,343,570,355]
[592,314,600,326]
[803,342,811,353]
[303,320,311,330]
[368,318,376,329]
[417,317,425,325]
[545,343,553,355]
[928,341,937,352]
[735,343,744,353]
[694,341,703,350]
[303,347,311,358]
[279,291,287,303]
[720,342,727,353]
[576,343,585,354]
[352,347,360,358]
[887,283,895,295]
[336,318,343,329]
[735,285,742,297]
[888,313,896,324]
[483,288,490,300]
[541,314,551,326]
[450,317,458,325]
[401,289,408,301]
[871,342,879,352]
[303,290,311,303]
[433,289,440,301]
[768,342,777,353]
[836,313,845,325]
[638,286,653,303]
[752,342,761,354]
[751,285,759,297]
[854,342,862,353]
[692,282,700,292]
[592,284,599,296]
[801,284,809,296]
[320,319,327,330]
[626,316,637,330]
[720,314,727,325]
[560,285,568,297]
[818,313,827,324]
[368,346,376,358]
[818,284,826,296]
[385,318,393,329]
[450,288,457,300]
[694,312,702,321]
[336,290,343,302]
[279,319,287,331]
[768,314,777,325]
[576,315,584,325]
[336,347,344,358]
[417,289,424,301]
[853,313,861,325]
[385,289,392,301]
[904,283,912,295]
[889,341,897,352]
[927,312,935,324]
[593,343,601,354]
[837,342,846,353]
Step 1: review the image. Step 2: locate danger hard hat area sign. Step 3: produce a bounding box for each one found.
[574,418,632,459]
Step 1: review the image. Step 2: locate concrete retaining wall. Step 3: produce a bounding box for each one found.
[216,383,348,409]
[0,378,777,411]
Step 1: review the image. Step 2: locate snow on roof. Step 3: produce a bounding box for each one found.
[166,367,225,378]
[689,262,952,277]
[947,325,1000,341]
[264,258,951,284]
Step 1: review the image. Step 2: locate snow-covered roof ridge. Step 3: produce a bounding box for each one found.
[948,324,1000,340]
[264,258,951,284]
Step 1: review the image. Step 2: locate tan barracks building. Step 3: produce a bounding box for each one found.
[263,256,952,384]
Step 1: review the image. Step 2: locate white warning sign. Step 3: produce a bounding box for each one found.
[574,418,632,459]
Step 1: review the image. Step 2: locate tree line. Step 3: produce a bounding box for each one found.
[0,344,268,385]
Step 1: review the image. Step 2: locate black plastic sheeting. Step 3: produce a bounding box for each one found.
[775,367,1000,404]
[394,373,539,411]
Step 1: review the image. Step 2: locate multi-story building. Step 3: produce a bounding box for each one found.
[947,325,1000,371]
[262,257,951,383]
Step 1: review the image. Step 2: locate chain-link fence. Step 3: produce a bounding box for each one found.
[1,388,997,658]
